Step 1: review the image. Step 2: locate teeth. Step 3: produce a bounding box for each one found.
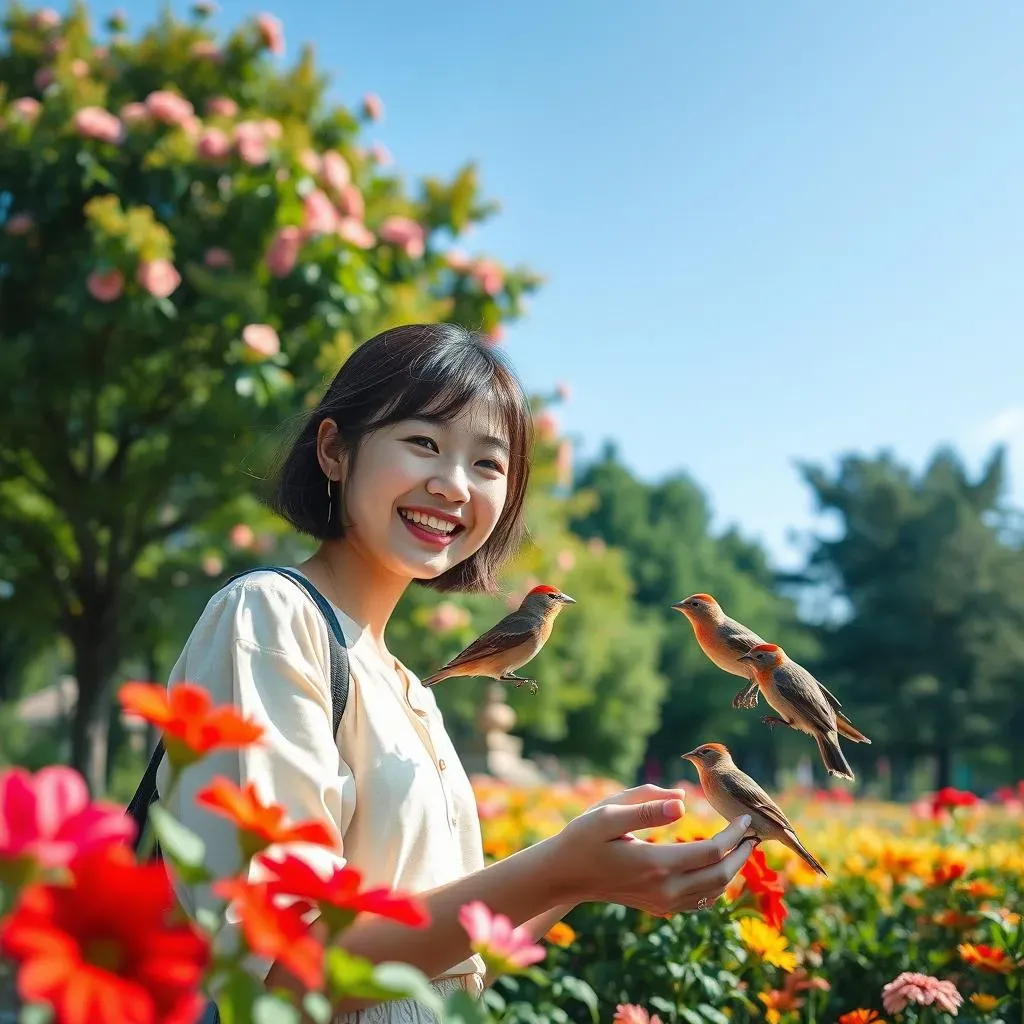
[400,509,457,534]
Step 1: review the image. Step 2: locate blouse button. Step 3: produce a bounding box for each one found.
[438,759,447,771]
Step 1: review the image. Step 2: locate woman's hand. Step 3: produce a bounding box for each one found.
[548,783,755,916]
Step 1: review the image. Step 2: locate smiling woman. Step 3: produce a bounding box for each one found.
[155,322,757,1023]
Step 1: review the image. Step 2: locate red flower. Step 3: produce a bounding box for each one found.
[258,853,430,934]
[0,844,209,1024]
[119,682,263,768]
[930,787,979,817]
[739,847,788,930]
[213,878,323,990]
[929,861,967,886]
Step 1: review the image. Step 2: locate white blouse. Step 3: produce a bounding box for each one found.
[156,569,487,984]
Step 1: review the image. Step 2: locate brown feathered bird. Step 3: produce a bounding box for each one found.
[420,585,575,693]
[682,742,827,876]
[738,643,870,781]
[670,593,768,709]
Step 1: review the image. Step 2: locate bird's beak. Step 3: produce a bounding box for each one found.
[680,749,699,763]
[559,593,576,604]
[737,653,753,663]
[670,602,687,613]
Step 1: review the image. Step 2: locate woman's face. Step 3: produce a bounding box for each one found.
[340,396,511,581]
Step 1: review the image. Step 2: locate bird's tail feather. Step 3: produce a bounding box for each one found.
[420,670,449,688]
[816,732,855,781]
[785,830,828,876]
[836,714,871,744]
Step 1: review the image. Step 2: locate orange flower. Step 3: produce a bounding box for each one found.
[970,994,1000,1011]
[214,878,323,989]
[958,943,1015,973]
[958,879,1000,900]
[929,861,967,886]
[544,921,576,947]
[119,682,263,768]
[933,910,979,929]
[838,1011,886,1024]
[196,778,335,859]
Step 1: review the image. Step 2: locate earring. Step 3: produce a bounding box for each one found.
[326,474,333,525]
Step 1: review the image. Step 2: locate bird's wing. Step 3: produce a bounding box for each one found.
[438,610,537,669]
[719,617,768,657]
[719,769,792,833]
[773,662,837,734]
[815,680,845,711]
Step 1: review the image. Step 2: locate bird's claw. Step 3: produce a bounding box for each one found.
[761,715,778,731]
[528,682,539,695]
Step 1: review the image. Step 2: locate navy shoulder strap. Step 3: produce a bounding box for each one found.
[126,566,350,859]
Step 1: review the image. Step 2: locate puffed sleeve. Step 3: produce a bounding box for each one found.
[156,571,355,978]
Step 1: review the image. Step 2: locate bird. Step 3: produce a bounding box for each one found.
[420,585,576,693]
[737,643,871,781]
[670,593,769,709]
[681,742,827,876]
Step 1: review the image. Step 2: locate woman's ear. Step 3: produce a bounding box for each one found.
[315,417,346,482]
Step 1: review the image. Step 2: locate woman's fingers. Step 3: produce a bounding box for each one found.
[663,815,752,871]
[669,837,757,904]
[592,784,688,810]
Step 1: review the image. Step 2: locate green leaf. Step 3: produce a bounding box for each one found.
[697,1005,730,1024]
[18,1004,54,1024]
[147,805,209,883]
[252,994,300,1024]
[371,963,444,1014]
[553,976,598,1022]
[301,993,333,1024]
[324,949,441,1013]
[440,989,492,1024]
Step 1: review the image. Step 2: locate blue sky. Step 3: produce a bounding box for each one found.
[112,0,1024,567]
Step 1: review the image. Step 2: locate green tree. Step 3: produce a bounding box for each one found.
[0,1,541,791]
[798,445,1024,792]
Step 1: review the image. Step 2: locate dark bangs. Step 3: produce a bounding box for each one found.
[267,323,533,593]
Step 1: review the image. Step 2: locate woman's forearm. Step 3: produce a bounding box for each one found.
[265,835,573,1015]
[522,903,576,942]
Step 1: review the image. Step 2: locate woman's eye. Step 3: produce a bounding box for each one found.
[477,458,504,473]
[404,435,439,453]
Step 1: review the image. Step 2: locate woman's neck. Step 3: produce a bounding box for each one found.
[298,538,409,646]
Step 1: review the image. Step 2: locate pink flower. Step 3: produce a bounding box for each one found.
[555,439,573,488]
[458,900,545,976]
[73,107,122,144]
[613,1007,663,1024]
[4,214,34,236]
[299,149,321,175]
[369,142,392,166]
[378,216,425,259]
[255,13,284,54]
[86,268,124,302]
[338,218,375,249]
[302,189,338,236]
[472,258,504,295]
[205,96,238,118]
[337,184,365,221]
[70,58,89,77]
[261,118,282,141]
[265,226,302,277]
[197,127,231,160]
[234,120,269,165]
[229,523,255,549]
[534,411,558,442]
[32,8,61,29]
[33,68,54,89]
[362,93,383,121]
[321,150,350,192]
[428,602,470,634]
[136,259,181,299]
[190,40,220,61]
[119,102,148,125]
[882,972,963,1016]
[242,323,280,358]
[555,549,575,572]
[145,90,194,126]
[204,247,234,269]
[11,97,42,121]
[444,249,471,272]
[0,766,135,879]
[201,555,223,577]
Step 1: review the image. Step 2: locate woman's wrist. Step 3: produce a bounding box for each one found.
[529,830,588,907]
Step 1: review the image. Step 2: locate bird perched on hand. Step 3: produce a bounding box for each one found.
[681,742,827,876]
[420,585,576,693]
[670,593,768,709]
[737,643,870,781]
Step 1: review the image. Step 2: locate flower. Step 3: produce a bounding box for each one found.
[229,523,255,549]
[362,92,383,121]
[0,766,135,880]
[265,226,302,277]
[205,96,238,118]
[931,787,979,817]
[378,216,425,258]
[338,218,375,249]
[738,846,788,929]
[613,1006,662,1024]
[234,120,269,165]
[970,994,1000,1012]
[427,601,470,634]
[535,411,558,441]
[86,268,124,302]
[70,58,89,77]
[119,102,148,125]
[0,845,209,1024]
[32,8,61,29]
[201,554,223,577]
[881,972,962,1015]
[145,90,195,126]
[5,213,34,236]
[195,778,335,859]
[930,860,967,886]
[471,258,504,295]
[203,247,234,269]
[543,921,575,947]
[337,183,365,220]
[255,13,284,54]
[213,879,322,989]
[458,900,545,975]
[197,127,230,160]
[369,142,392,166]
[34,67,54,89]
[736,917,797,972]
[258,852,429,933]
[73,107,122,144]
[958,943,1014,973]
[321,150,350,192]
[444,249,471,272]
[136,259,181,299]
[11,97,42,121]
[838,1012,885,1024]
[242,323,281,358]
[118,681,264,768]
[302,189,338,236]
[190,39,220,60]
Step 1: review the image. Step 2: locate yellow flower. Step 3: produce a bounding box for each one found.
[970,994,1000,1011]
[736,916,798,973]
[544,921,576,947]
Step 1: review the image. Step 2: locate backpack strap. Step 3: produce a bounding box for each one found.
[127,566,349,859]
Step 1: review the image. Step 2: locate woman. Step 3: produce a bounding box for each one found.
[159,323,755,1022]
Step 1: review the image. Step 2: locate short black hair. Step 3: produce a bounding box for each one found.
[269,323,533,593]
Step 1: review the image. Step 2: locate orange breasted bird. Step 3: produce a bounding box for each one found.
[420,585,576,694]
[670,593,768,709]
[738,643,870,781]
[681,742,827,876]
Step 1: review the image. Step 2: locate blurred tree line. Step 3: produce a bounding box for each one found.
[2,1,1022,798]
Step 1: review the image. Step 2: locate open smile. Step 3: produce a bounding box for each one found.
[398,507,466,549]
